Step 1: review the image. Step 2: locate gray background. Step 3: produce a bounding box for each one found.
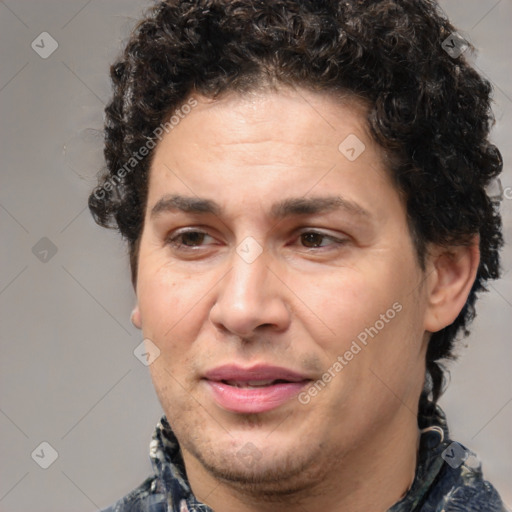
[1,1,511,510]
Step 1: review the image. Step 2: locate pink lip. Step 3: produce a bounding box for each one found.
[203,364,311,414]
[203,364,309,383]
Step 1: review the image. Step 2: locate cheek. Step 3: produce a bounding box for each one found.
[137,267,191,341]
[148,362,198,421]
[304,271,390,346]
[303,253,420,358]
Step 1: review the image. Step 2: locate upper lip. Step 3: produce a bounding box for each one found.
[203,364,311,383]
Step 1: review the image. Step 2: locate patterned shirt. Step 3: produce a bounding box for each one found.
[102,407,508,512]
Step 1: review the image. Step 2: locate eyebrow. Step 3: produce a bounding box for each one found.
[150,195,222,218]
[270,196,370,219]
[150,194,370,220]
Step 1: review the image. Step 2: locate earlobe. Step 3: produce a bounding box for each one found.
[131,305,142,329]
[423,237,480,333]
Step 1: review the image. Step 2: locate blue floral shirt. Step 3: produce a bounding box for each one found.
[102,408,508,512]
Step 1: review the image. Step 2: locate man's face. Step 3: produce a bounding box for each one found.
[135,88,429,492]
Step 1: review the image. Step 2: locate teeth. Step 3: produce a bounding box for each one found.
[225,379,276,388]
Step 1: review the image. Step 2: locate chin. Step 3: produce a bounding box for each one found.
[187,434,328,498]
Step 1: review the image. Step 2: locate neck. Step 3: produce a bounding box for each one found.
[183,409,420,512]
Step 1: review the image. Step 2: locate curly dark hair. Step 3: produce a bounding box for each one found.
[88,0,503,425]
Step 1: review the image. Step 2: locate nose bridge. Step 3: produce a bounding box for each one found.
[226,245,272,311]
[211,242,290,336]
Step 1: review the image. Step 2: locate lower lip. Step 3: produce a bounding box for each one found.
[205,380,309,414]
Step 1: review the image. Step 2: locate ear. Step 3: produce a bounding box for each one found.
[423,236,480,333]
[131,305,142,330]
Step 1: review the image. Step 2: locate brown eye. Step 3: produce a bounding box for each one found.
[167,230,213,249]
[296,230,349,250]
[180,231,206,246]
[301,232,326,248]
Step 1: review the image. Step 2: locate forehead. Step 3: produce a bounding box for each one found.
[165,88,371,150]
[146,87,397,217]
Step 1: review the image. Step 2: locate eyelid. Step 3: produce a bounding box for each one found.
[164,227,349,251]
[295,228,349,244]
[169,227,209,235]
[166,227,216,247]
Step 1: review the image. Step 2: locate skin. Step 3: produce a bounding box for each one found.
[131,86,479,512]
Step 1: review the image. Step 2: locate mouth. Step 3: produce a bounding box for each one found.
[221,379,297,388]
[203,364,312,414]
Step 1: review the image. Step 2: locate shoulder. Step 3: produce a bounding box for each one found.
[442,481,508,512]
[425,459,508,512]
[100,476,169,512]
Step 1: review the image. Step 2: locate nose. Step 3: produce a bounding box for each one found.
[209,246,291,339]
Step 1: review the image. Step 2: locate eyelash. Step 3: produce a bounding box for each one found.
[166,228,348,251]
[166,229,215,250]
